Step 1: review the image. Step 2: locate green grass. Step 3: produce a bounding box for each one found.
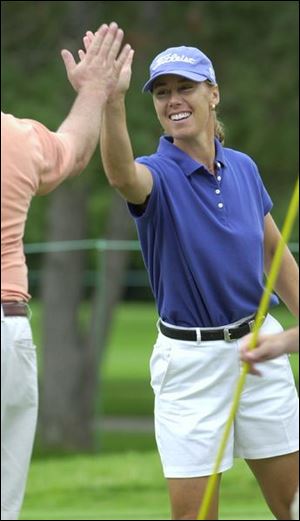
[21,451,168,520]
[100,302,157,417]
[104,302,157,380]
[21,452,276,520]
[99,430,156,454]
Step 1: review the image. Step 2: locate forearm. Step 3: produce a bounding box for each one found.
[58,87,108,174]
[100,96,136,189]
[240,327,299,374]
[265,246,299,317]
[280,327,299,353]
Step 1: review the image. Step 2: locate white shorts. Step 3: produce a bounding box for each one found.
[1,310,38,520]
[150,314,299,478]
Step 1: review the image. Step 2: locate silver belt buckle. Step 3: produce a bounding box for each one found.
[224,327,233,342]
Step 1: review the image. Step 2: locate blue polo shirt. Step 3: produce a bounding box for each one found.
[128,136,278,327]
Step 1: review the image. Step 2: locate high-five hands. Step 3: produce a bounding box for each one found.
[78,26,134,101]
[61,22,132,100]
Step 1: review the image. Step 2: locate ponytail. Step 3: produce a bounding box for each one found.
[214,113,225,145]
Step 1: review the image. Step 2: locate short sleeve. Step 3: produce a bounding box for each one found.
[127,157,160,221]
[26,120,77,195]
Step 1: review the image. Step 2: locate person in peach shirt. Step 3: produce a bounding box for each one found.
[1,23,131,521]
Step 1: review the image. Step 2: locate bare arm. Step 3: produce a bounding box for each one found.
[57,22,131,175]
[240,327,299,375]
[80,31,152,202]
[57,86,107,175]
[264,213,299,318]
[101,95,153,203]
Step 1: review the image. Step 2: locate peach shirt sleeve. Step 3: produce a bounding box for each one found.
[1,113,78,301]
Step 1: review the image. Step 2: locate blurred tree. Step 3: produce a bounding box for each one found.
[2,0,298,451]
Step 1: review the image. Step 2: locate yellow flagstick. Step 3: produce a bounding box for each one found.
[197,177,299,520]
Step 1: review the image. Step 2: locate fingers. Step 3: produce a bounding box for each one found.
[78,31,94,61]
[85,31,94,49]
[81,23,131,68]
[106,27,124,63]
[246,363,262,377]
[85,23,109,60]
[127,49,135,65]
[83,34,91,52]
[78,49,85,61]
[84,22,121,64]
[241,350,263,376]
[61,49,76,75]
[115,46,134,73]
[96,22,122,62]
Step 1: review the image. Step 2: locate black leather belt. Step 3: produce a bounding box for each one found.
[1,301,28,317]
[159,315,258,342]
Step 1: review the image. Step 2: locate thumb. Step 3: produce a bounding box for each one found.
[61,49,76,76]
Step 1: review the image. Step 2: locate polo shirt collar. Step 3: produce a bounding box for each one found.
[157,136,226,176]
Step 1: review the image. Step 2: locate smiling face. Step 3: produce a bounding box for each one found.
[152,74,219,142]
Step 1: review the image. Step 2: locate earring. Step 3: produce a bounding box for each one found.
[211,104,216,110]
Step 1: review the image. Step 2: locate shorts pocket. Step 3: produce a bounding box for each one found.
[150,340,174,395]
[12,341,38,407]
[15,338,36,351]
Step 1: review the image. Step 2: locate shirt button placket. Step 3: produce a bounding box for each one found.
[215,163,223,209]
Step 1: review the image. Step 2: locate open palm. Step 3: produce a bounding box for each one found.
[81,31,134,99]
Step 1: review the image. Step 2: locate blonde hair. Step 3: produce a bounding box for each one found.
[214,113,225,145]
[205,80,225,145]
